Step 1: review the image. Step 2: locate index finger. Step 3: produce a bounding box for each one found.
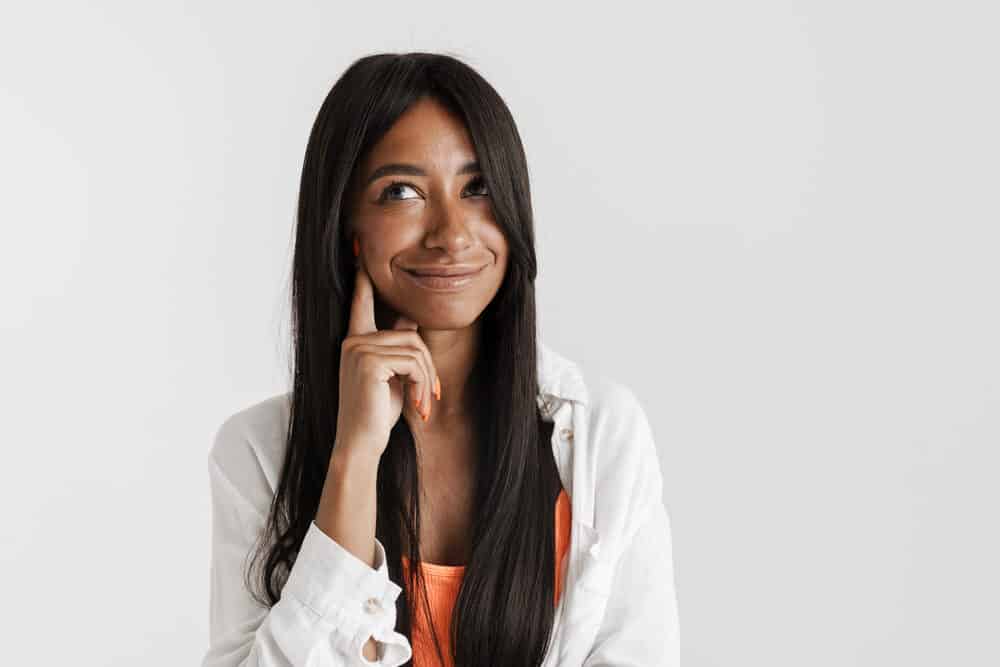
[347,247,377,335]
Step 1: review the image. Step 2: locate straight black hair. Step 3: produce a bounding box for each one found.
[245,52,562,666]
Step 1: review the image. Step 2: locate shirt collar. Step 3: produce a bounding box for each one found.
[537,341,589,405]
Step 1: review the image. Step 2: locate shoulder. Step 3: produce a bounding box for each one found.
[538,343,661,494]
[583,373,663,490]
[583,373,650,434]
[208,391,293,509]
[578,371,665,541]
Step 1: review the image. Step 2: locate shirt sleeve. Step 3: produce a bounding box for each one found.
[201,431,412,666]
[582,497,681,666]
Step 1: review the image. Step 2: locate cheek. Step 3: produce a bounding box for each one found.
[494,241,510,274]
[362,227,411,267]
[357,243,400,295]
[481,225,509,261]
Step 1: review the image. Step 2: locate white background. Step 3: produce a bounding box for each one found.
[2,1,997,665]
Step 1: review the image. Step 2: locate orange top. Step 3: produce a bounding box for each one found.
[400,487,572,666]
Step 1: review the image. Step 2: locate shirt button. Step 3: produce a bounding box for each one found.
[589,541,601,558]
[363,597,382,614]
[559,427,574,441]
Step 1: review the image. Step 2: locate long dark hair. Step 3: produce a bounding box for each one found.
[244,52,562,666]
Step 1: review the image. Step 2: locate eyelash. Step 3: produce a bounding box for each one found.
[377,177,489,203]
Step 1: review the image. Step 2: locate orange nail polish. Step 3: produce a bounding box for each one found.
[434,377,441,400]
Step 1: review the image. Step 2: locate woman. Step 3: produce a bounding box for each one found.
[202,52,680,667]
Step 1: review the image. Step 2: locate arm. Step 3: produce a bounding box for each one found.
[582,497,681,666]
[583,380,681,666]
[200,422,412,667]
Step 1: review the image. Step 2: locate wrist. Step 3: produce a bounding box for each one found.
[330,439,383,476]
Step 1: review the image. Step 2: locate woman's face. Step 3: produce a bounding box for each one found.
[346,97,509,331]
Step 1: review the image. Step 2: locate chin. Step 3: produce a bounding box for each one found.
[405,305,485,331]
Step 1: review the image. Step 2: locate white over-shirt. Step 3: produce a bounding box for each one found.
[201,341,681,666]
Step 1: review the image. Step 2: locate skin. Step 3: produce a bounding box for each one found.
[317,97,512,659]
[345,96,509,444]
[344,96,510,562]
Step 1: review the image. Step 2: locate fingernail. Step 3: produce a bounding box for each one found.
[434,377,441,401]
[353,237,360,257]
[422,409,429,422]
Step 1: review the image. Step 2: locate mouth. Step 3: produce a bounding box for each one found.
[400,265,487,291]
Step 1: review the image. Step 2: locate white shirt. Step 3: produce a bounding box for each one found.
[202,341,680,666]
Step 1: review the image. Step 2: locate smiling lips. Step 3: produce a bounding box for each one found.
[403,265,485,276]
[401,264,486,291]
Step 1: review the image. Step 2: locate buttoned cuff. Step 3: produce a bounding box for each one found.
[283,521,406,660]
[355,624,412,666]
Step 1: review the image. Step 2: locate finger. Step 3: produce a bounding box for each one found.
[369,328,440,407]
[392,316,431,417]
[394,317,440,411]
[360,329,440,413]
[359,348,431,421]
[347,243,377,336]
[394,314,418,330]
[372,353,427,401]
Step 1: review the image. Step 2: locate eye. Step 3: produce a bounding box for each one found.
[464,176,489,197]
[377,181,421,203]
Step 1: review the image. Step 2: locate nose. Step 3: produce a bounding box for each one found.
[424,211,475,255]
[423,198,477,254]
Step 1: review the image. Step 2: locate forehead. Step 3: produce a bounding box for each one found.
[362,97,477,170]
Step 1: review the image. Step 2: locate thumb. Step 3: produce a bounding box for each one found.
[393,314,419,331]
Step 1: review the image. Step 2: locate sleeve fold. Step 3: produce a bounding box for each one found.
[202,431,412,667]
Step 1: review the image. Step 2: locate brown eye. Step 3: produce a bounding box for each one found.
[464,176,489,197]
[377,181,420,203]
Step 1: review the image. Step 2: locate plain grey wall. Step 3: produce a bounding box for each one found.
[1,1,997,665]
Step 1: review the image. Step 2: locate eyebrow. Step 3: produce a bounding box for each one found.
[363,160,481,188]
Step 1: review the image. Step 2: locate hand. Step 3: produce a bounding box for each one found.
[334,238,440,460]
